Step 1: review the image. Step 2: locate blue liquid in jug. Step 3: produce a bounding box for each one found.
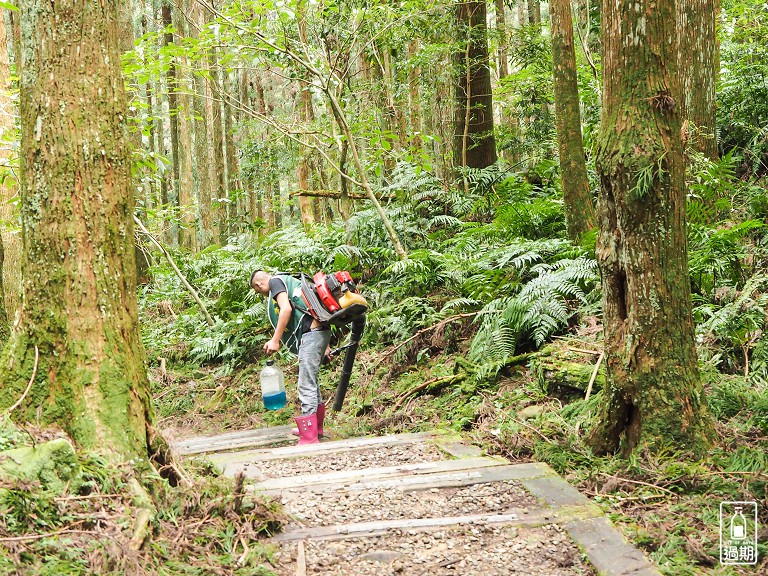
[263,390,287,410]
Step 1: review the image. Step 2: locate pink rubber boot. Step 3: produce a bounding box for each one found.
[292,403,325,437]
[294,413,320,445]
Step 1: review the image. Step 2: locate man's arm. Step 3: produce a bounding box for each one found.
[264,291,292,354]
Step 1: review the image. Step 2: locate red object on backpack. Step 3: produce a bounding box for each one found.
[335,271,353,284]
[313,272,341,313]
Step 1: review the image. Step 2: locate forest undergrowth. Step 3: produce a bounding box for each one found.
[3,156,768,574]
[132,156,768,575]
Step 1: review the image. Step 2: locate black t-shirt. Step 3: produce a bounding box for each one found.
[269,277,313,333]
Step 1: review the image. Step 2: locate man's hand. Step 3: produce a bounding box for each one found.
[264,338,281,355]
[324,346,334,362]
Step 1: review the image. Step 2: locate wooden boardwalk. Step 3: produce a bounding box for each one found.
[172,427,662,576]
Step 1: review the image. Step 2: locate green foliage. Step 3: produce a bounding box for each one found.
[496,24,556,163]
[719,0,768,177]
[695,273,768,380]
[467,239,599,379]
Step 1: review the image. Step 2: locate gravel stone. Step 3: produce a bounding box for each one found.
[286,481,539,527]
[276,524,595,575]
[255,442,447,478]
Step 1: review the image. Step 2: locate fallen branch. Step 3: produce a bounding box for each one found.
[134,216,215,327]
[392,374,463,412]
[584,351,604,401]
[0,529,98,543]
[290,188,391,200]
[5,345,39,416]
[567,346,602,356]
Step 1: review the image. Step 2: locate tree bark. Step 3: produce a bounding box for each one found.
[527,0,542,24]
[550,0,596,240]
[174,1,197,250]
[454,1,497,170]
[591,0,713,456]
[223,70,240,233]
[296,8,315,227]
[191,3,212,247]
[495,0,510,79]
[407,40,423,151]
[678,0,718,159]
[0,13,18,333]
[0,230,6,344]
[204,2,227,242]
[163,1,180,245]
[1,0,153,459]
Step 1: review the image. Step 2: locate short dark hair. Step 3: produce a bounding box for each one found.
[249,270,262,288]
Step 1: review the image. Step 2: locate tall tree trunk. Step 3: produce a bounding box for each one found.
[590,0,713,456]
[141,13,156,213]
[224,70,240,233]
[254,72,276,230]
[407,40,423,151]
[551,0,596,240]
[1,0,153,458]
[173,1,197,250]
[204,3,227,243]
[191,3,212,247]
[678,0,718,158]
[527,0,542,24]
[0,13,19,332]
[517,0,527,27]
[496,0,520,163]
[296,7,315,227]
[383,47,408,151]
[495,0,510,79]
[163,1,180,245]
[155,52,170,223]
[454,1,497,171]
[0,234,6,344]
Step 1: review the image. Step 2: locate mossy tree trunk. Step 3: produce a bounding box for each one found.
[678,0,718,159]
[454,1,497,171]
[591,0,713,456]
[550,0,596,241]
[0,0,154,459]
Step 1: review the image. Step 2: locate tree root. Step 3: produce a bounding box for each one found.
[128,478,156,551]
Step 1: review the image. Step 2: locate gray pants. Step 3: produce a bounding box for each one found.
[298,329,332,415]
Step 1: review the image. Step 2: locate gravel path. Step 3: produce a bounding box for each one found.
[276,523,595,575]
[252,442,447,479]
[285,481,539,527]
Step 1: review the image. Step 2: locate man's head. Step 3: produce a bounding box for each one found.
[250,270,272,295]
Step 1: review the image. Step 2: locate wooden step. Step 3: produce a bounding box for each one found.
[263,462,553,497]
[246,456,508,489]
[273,503,604,542]
[172,425,295,455]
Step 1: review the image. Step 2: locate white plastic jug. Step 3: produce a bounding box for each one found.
[260,360,286,410]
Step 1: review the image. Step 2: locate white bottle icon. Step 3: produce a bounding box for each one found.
[730,506,747,540]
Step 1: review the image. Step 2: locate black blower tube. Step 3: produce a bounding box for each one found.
[333,314,366,411]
